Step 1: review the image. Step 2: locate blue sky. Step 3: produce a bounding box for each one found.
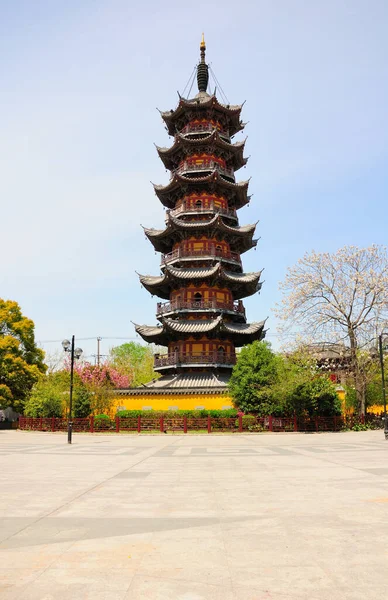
[1,0,387,361]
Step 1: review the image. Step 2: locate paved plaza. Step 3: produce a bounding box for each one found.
[1,430,387,599]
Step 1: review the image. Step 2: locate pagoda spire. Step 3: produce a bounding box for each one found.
[197,33,209,93]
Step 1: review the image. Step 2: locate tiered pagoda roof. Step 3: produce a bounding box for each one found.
[134,316,266,347]
[132,36,266,387]
[156,130,247,171]
[142,213,258,254]
[153,172,250,209]
[160,93,245,137]
[138,263,263,300]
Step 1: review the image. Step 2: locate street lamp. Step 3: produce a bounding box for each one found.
[378,332,388,440]
[62,336,83,444]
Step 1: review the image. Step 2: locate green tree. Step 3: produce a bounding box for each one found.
[270,350,318,415]
[73,386,92,418]
[229,341,279,414]
[109,342,160,387]
[0,299,46,412]
[287,377,341,417]
[24,372,68,418]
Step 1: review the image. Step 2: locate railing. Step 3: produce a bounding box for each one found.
[180,123,230,139]
[156,298,245,316]
[161,247,241,266]
[169,202,237,219]
[18,414,384,434]
[174,160,234,180]
[154,352,237,368]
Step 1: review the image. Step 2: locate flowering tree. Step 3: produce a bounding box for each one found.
[72,362,130,389]
[65,360,130,415]
[275,245,388,415]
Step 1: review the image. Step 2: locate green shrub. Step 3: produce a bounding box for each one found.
[94,414,111,420]
[351,423,372,431]
[24,375,66,418]
[248,423,266,432]
[116,408,238,418]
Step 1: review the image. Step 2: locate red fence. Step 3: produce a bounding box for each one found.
[18,414,383,434]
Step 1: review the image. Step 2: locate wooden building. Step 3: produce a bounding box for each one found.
[120,37,265,410]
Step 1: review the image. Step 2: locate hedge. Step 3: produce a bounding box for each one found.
[116,408,238,418]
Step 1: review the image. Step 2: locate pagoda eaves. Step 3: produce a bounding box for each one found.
[134,38,265,383]
[160,93,245,138]
[156,130,248,172]
[142,213,258,254]
[153,171,250,209]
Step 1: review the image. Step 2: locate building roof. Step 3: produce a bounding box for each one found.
[156,130,247,171]
[138,263,263,300]
[160,93,244,138]
[115,372,230,396]
[153,171,250,209]
[134,315,266,346]
[143,213,257,254]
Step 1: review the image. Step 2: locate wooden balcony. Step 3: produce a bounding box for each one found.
[154,352,237,369]
[161,247,241,267]
[169,201,237,220]
[180,123,230,140]
[173,160,234,180]
[156,299,246,317]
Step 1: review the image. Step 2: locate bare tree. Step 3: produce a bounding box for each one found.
[43,349,65,374]
[275,245,388,415]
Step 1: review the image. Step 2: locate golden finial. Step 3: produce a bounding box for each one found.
[200,32,206,50]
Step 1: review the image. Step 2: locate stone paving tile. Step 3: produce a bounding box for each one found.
[1,430,388,599]
[123,575,235,599]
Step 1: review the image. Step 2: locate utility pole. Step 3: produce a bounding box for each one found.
[97,337,102,367]
[378,333,387,440]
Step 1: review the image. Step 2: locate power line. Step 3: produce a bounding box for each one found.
[38,336,140,344]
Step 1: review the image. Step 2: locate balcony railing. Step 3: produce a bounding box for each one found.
[180,123,230,139]
[156,299,246,316]
[169,201,237,220]
[161,247,241,266]
[173,160,234,180]
[154,352,237,368]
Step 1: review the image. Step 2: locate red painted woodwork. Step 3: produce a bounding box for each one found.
[180,119,229,138]
[161,245,241,266]
[157,298,245,316]
[154,351,237,368]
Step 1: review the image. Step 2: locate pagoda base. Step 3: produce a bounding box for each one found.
[112,373,233,411]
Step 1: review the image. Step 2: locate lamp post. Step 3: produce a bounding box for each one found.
[378,333,388,440]
[62,336,83,444]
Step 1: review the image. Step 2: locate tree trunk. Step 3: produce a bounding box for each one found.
[348,327,365,416]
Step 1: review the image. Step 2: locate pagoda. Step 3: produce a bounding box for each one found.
[121,37,266,410]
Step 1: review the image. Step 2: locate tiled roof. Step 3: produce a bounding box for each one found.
[153,171,249,192]
[222,320,266,335]
[143,213,257,254]
[165,315,222,334]
[222,269,263,284]
[139,273,166,286]
[115,372,230,396]
[137,265,263,300]
[156,131,247,171]
[167,263,220,279]
[169,213,219,228]
[156,131,246,152]
[133,316,266,346]
[153,171,250,210]
[160,94,242,117]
